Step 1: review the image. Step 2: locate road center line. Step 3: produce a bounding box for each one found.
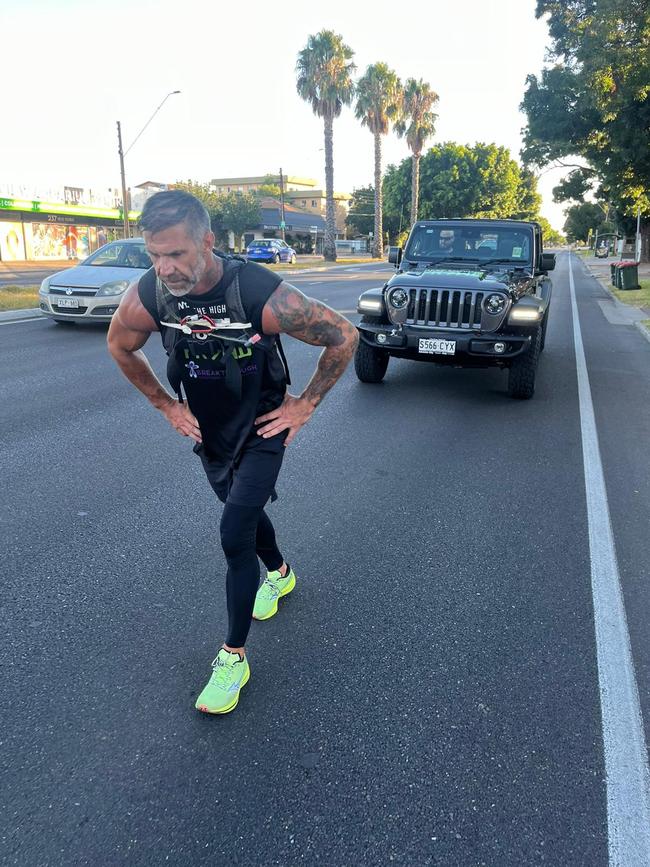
[569,253,650,865]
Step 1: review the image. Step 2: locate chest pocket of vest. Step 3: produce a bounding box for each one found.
[166,333,246,397]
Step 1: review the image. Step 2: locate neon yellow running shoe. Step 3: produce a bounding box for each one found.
[252,565,296,621]
[195,649,250,714]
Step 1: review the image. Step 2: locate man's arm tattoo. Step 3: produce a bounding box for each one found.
[268,282,359,406]
[269,282,350,346]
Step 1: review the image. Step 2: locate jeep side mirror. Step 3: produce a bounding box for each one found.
[388,246,403,266]
[541,252,556,272]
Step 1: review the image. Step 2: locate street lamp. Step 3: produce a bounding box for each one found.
[116,90,181,238]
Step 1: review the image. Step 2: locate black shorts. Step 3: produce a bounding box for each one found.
[193,430,287,507]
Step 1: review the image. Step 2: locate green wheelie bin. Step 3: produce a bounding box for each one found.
[618,261,640,290]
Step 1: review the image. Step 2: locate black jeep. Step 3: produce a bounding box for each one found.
[354,219,555,399]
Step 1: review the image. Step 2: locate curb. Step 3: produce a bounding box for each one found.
[0,307,43,323]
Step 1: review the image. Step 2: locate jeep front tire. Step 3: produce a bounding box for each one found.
[355,338,389,383]
[507,327,541,399]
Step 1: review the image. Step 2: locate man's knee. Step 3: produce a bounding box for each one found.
[220,503,261,561]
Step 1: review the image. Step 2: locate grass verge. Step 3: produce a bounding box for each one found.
[610,278,650,308]
[0,285,39,311]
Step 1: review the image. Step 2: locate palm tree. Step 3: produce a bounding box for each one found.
[395,78,439,224]
[355,63,402,258]
[296,31,356,262]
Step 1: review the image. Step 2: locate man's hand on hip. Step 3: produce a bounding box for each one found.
[161,400,203,444]
[255,395,315,446]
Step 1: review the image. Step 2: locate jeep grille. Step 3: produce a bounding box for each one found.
[407,288,484,329]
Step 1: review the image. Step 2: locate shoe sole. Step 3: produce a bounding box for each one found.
[252,573,296,621]
[196,666,250,715]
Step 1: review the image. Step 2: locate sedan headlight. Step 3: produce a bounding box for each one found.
[484,293,507,315]
[39,277,51,295]
[96,280,130,297]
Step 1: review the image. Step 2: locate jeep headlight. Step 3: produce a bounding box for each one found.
[508,305,542,323]
[358,295,384,314]
[96,280,130,297]
[387,287,409,324]
[484,293,507,315]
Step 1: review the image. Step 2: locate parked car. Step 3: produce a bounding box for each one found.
[354,219,555,399]
[246,239,297,264]
[38,239,152,324]
[595,243,609,258]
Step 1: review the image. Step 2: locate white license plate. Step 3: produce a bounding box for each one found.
[418,338,456,355]
[56,297,79,308]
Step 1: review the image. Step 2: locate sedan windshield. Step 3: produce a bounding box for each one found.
[84,243,151,269]
[404,225,532,266]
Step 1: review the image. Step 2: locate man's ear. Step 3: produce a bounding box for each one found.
[204,231,215,253]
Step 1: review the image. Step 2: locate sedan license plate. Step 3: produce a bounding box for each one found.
[57,297,79,309]
[418,338,456,355]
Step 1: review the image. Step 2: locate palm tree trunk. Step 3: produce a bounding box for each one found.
[323,113,336,262]
[373,131,383,259]
[411,152,420,224]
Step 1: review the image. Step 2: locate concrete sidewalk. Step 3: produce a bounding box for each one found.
[578,252,650,342]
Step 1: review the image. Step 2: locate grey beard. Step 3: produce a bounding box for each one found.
[163,281,193,297]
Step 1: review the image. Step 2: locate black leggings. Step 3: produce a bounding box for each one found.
[219,502,284,647]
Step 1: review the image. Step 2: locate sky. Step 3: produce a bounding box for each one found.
[0,0,570,229]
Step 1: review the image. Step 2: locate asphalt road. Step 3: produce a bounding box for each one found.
[1,257,649,866]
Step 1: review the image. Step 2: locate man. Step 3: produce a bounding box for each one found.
[107,190,358,714]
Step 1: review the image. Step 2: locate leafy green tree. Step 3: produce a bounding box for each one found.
[297,30,356,261]
[346,185,375,236]
[254,175,282,198]
[511,168,542,221]
[521,0,650,256]
[394,78,439,223]
[173,180,223,228]
[563,201,605,244]
[535,215,565,246]
[346,184,407,244]
[383,143,528,222]
[355,62,402,257]
[219,193,261,251]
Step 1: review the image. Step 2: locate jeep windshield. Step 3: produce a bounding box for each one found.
[403,225,533,268]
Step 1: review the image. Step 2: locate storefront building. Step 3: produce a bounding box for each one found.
[0,196,140,262]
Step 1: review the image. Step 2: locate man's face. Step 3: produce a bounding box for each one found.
[439,231,454,250]
[143,222,213,297]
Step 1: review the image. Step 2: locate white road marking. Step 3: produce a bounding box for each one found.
[0,316,45,326]
[569,254,650,865]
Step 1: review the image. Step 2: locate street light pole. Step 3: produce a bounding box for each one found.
[279,167,286,242]
[116,90,181,240]
[117,121,129,239]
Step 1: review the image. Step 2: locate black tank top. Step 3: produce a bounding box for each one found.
[138,255,286,463]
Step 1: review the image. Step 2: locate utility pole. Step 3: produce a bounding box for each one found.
[279,167,286,242]
[117,121,130,239]
[116,91,180,242]
[635,204,641,263]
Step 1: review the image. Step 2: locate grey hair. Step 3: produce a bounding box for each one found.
[138,189,211,243]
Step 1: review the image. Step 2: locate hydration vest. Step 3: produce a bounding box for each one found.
[152,255,290,402]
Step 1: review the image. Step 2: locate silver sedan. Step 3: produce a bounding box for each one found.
[38,238,151,324]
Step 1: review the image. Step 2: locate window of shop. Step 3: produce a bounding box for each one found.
[0,222,26,261]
